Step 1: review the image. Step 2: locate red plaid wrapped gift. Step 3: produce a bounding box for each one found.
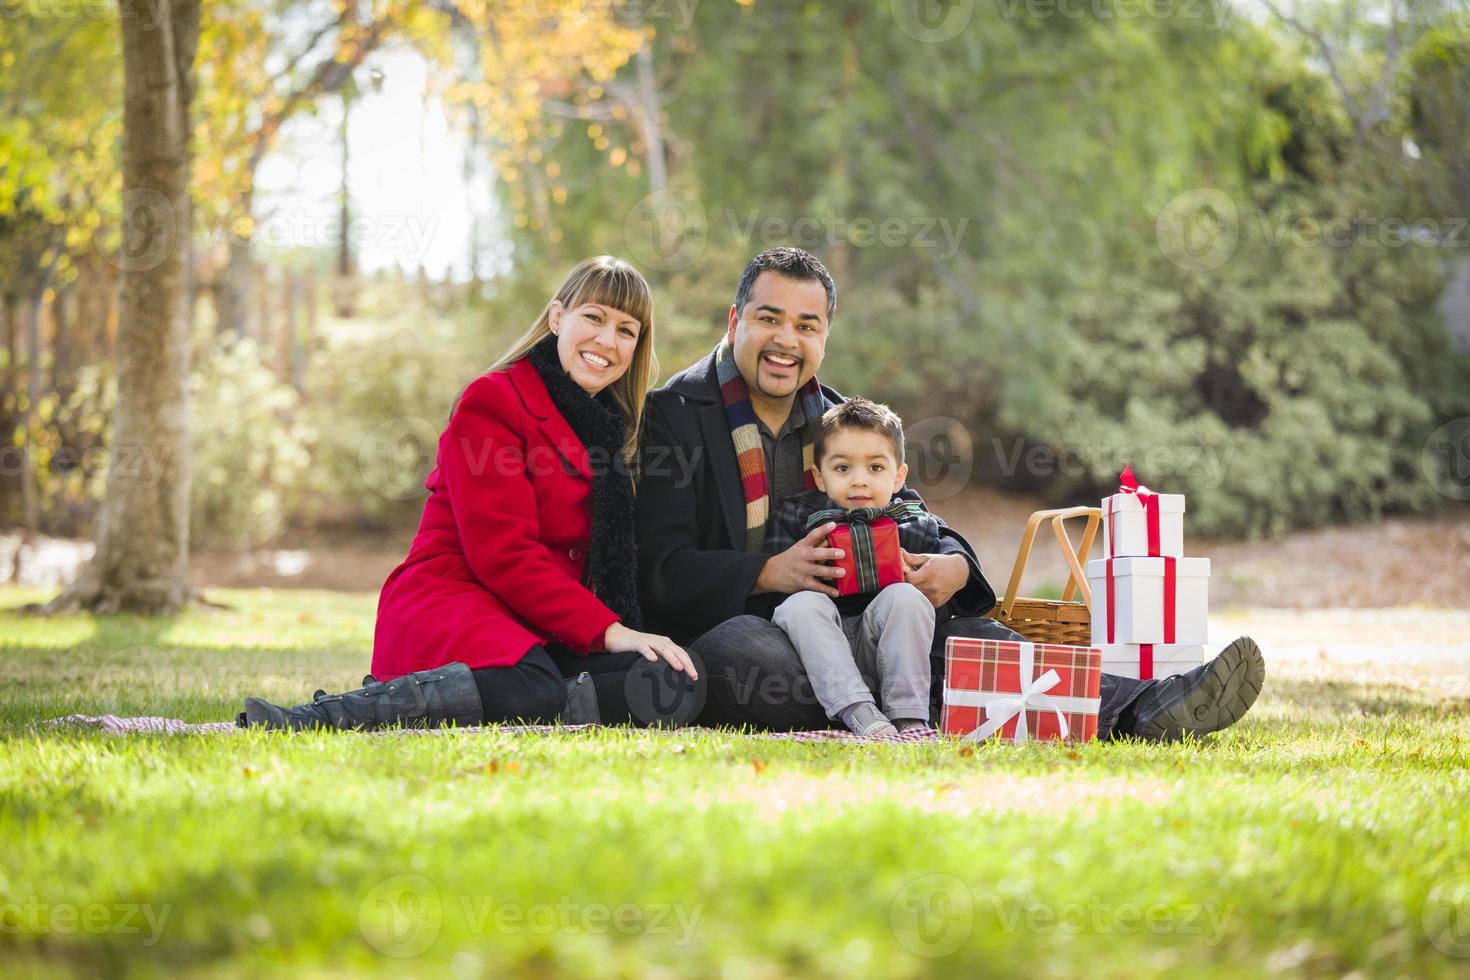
[941,638,1102,743]
[828,518,904,597]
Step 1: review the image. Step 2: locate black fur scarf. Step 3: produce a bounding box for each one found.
[526,334,643,630]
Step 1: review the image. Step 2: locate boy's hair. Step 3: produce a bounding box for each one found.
[814,397,906,465]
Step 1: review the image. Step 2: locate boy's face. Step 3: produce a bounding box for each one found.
[814,428,909,510]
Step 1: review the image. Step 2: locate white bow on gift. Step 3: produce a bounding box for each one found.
[944,642,1098,745]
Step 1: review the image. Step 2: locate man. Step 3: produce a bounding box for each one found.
[635,247,1264,738]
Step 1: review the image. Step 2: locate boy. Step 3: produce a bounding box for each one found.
[768,398,948,736]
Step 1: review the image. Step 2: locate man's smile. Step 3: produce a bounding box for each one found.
[760,351,800,374]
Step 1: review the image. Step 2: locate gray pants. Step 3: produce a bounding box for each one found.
[771,583,935,722]
[687,613,1149,734]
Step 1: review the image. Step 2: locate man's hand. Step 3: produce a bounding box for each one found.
[901,549,970,608]
[753,522,846,597]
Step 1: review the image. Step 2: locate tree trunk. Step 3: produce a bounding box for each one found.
[218,232,253,341]
[632,30,667,194]
[0,293,12,534]
[302,266,317,397]
[258,264,275,363]
[823,11,859,290]
[15,281,46,584]
[52,282,72,392]
[214,181,255,342]
[74,251,119,370]
[335,95,356,318]
[283,270,301,393]
[2,291,16,403]
[43,0,202,615]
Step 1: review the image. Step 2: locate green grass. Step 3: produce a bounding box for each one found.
[2,587,1469,978]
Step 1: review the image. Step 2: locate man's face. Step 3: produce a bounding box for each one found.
[813,428,908,510]
[725,271,829,404]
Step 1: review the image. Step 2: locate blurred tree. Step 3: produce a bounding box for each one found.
[8,0,1469,552]
[196,0,423,338]
[0,9,121,578]
[442,0,646,253]
[507,0,1468,536]
[1405,20,1470,220]
[45,0,202,613]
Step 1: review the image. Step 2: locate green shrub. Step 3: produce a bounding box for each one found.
[189,338,315,549]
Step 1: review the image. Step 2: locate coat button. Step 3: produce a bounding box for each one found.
[568,547,581,560]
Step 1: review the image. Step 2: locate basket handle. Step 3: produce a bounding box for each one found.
[995,506,1102,618]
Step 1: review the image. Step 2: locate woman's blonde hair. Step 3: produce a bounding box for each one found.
[488,255,658,470]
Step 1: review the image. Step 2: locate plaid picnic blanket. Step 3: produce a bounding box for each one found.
[45,714,942,744]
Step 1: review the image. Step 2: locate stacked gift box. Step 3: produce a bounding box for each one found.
[1084,466,1208,680]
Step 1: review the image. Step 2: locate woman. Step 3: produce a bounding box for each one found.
[240,256,700,730]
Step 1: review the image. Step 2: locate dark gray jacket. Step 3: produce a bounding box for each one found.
[634,350,997,644]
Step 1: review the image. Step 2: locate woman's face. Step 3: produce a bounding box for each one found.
[549,300,642,396]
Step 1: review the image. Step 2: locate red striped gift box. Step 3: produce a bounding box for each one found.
[941,638,1102,744]
[829,519,904,597]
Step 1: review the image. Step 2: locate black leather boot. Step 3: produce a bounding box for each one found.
[559,671,601,725]
[238,662,483,731]
[1127,636,1265,741]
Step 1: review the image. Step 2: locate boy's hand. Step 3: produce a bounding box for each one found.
[754,523,846,597]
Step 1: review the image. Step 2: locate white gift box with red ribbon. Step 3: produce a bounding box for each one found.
[1096,643,1204,680]
[1103,465,1186,559]
[1086,556,1210,646]
[1103,489,1186,559]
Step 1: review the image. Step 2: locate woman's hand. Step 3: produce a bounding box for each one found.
[603,622,699,679]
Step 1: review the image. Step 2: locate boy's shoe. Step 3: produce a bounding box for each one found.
[842,701,898,737]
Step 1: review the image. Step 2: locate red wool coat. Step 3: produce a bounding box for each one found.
[370,357,621,680]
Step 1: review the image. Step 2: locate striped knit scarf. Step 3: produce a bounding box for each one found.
[714,337,826,552]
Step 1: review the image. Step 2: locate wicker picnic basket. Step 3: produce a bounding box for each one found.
[992,506,1102,646]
